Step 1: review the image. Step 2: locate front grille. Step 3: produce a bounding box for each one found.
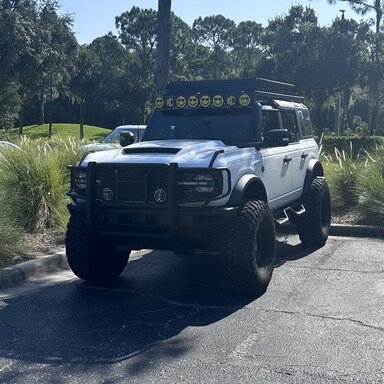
[94,165,169,205]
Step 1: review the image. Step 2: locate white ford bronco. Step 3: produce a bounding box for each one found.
[66,78,331,296]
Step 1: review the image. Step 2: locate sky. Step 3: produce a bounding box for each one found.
[57,0,371,45]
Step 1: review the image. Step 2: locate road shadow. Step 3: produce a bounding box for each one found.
[275,234,318,267]
[0,237,315,381]
[0,250,249,381]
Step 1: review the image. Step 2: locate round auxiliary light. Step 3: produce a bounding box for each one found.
[102,187,114,202]
[154,188,167,203]
[75,172,87,191]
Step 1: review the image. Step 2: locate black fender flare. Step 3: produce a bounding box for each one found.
[227,174,268,206]
[302,159,324,196]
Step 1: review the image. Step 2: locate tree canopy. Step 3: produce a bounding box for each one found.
[1,1,383,136]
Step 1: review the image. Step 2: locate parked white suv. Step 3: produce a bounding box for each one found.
[66,78,331,297]
[80,125,146,152]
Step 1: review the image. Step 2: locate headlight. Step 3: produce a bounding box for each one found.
[73,170,87,193]
[194,174,216,193]
[177,169,229,202]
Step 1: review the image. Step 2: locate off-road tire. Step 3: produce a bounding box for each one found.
[222,200,276,297]
[65,214,130,282]
[297,177,331,247]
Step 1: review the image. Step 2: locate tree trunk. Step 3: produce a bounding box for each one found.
[39,77,46,125]
[369,97,379,135]
[80,98,85,139]
[48,71,53,139]
[155,0,172,96]
[374,0,383,60]
[342,88,351,133]
[18,103,24,137]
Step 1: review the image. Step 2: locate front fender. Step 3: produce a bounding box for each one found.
[227,174,267,206]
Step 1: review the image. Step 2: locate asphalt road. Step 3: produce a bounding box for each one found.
[0,234,383,384]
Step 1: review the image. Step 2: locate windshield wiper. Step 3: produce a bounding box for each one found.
[180,117,211,138]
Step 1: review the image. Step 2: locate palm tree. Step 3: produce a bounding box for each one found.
[328,1,382,37]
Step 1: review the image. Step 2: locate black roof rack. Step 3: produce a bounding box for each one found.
[165,78,304,103]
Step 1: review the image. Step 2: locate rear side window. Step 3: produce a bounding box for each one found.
[281,110,299,143]
[298,109,313,138]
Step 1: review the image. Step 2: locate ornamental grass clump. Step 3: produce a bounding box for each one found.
[0,137,81,234]
[0,190,23,261]
[357,147,384,225]
[331,145,361,213]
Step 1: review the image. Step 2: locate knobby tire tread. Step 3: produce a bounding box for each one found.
[222,200,276,297]
[66,215,129,282]
[298,177,331,247]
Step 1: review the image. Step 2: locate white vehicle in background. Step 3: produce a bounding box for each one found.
[80,125,146,152]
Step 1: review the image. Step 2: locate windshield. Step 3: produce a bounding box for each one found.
[101,129,124,143]
[102,128,145,143]
[143,109,257,145]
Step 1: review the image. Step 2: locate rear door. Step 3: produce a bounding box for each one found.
[292,109,318,198]
[280,109,303,201]
[260,108,294,210]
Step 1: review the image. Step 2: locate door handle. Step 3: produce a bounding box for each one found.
[283,156,292,163]
[301,152,308,159]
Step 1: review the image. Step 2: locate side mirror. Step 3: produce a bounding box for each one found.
[120,131,135,147]
[263,129,290,147]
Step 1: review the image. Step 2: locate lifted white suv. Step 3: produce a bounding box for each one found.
[66,78,331,296]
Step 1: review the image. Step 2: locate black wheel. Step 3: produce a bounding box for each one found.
[222,200,276,297]
[65,215,130,282]
[297,177,331,247]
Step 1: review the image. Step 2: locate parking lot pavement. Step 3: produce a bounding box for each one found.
[0,222,383,291]
[0,234,383,383]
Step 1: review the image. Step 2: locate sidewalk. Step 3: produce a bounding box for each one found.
[0,224,383,291]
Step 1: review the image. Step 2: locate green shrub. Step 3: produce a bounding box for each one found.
[0,191,23,260]
[0,138,81,233]
[329,147,361,213]
[357,147,384,225]
[321,144,384,225]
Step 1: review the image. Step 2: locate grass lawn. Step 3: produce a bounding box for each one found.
[0,123,110,143]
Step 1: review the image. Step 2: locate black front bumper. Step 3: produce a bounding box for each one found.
[68,162,235,250]
[68,203,238,250]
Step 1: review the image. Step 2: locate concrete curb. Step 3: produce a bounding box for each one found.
[0,251,69,291]
[278,223,384,239]
[330,224,384,238]
[1,224,383,291]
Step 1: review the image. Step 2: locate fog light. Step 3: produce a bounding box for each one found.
[74,171,87,191]
[154,188,167,203]
[102,187,114,201]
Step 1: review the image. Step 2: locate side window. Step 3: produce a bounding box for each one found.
[262,110,280,134]
[298,109,313,137]
[281,110,299,143]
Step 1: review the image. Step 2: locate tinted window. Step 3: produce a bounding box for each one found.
[281,110,299,142]
[298,109,313,137]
